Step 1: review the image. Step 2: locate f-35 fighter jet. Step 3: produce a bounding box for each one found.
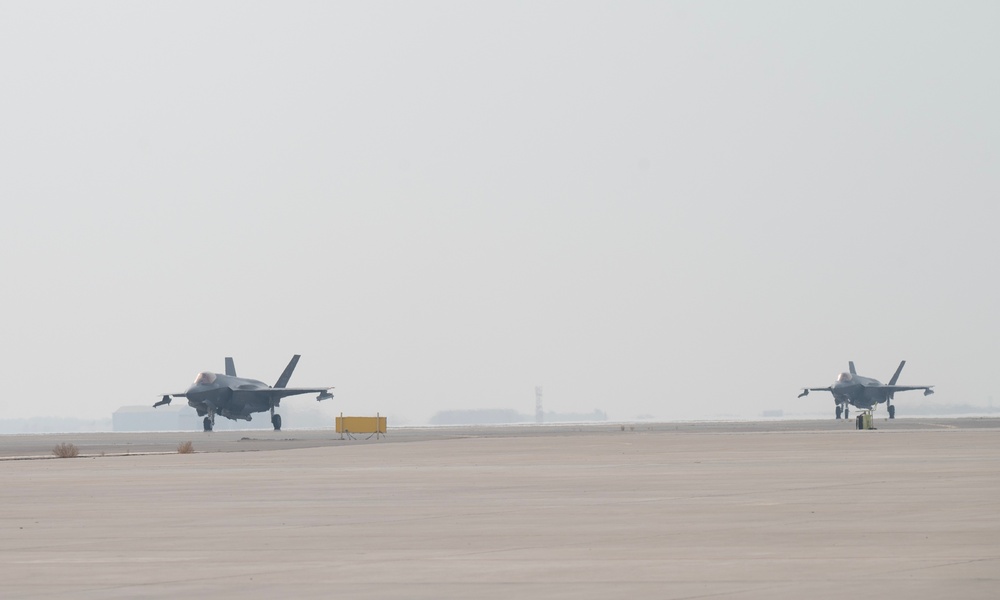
[155,355,333,431]
[798,360,933,419]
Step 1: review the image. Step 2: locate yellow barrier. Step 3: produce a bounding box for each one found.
[336,413,386,438]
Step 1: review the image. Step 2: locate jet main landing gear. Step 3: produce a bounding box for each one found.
[269,405,281,431]
[888,404,896,419]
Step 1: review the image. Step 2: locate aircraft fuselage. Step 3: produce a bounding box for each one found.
[185,374,275,421]
[829,375,888,410]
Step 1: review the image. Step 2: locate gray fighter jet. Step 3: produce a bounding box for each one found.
[798,361,933,419]
[154,355,333,431]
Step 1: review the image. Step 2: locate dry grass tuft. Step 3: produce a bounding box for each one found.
[177,441,195,454]
[52,443,79,458]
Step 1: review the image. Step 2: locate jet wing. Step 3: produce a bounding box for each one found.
[271,387,334,400]
[879,385,935,395]
[233,387,334,401]
[154,393,187,408]
[798,387,832,398]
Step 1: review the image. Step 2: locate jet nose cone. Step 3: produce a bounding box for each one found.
[186,384,208,399]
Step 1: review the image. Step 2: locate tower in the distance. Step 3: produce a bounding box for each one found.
[535,386,543,424]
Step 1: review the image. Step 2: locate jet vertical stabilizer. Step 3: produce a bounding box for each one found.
[888,360,906,385]
[274,355,300,388]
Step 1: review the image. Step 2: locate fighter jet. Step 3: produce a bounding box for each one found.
[798,360,933,419]
[154,355,333,431]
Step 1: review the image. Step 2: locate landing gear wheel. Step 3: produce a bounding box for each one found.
[835,405,843,420]
[888,405,895,419]
[844,407,849,419]
[271,414,281,431]
[203,417,213,432]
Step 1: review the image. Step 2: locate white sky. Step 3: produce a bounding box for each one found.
[1,2,997,424]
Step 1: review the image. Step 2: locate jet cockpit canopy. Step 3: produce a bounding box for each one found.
[836,372,853,383]
[194,371,217,385]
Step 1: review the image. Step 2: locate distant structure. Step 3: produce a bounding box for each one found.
[535,386,543,424]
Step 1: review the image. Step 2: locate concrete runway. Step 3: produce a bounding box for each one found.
[2,419,999,598]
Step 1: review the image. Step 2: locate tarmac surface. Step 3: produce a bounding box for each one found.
[2,418,999,598]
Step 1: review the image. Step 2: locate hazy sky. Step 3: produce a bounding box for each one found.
[1,2,997,424]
